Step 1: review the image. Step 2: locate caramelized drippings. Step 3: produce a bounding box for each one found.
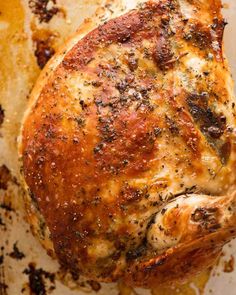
[117,269,211,295]
[151,269,211,295]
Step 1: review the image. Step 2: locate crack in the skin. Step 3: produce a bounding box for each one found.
[146,213,158,231]
[164,186,198,202]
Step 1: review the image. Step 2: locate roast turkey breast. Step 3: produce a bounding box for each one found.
[19,0,236,287]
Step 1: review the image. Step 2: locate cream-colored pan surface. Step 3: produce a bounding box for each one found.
[0,0,235,294]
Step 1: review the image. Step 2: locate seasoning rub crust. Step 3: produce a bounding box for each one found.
[19,0,236,287]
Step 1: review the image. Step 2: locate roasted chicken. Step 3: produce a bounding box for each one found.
[19,0,236,288]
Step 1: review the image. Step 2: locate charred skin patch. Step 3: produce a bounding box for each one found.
[187,92,229,164]
[183,18,226,59]
[184,22,213,50]
[191,207,221,232]
[126,242,147,261]
[188,100,225,139]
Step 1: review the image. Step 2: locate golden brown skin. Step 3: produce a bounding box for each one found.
[19,0,236,287]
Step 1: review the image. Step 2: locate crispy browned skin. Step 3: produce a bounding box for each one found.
[20,0,236,287]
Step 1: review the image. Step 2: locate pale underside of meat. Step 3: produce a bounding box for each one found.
[19,0,236,288]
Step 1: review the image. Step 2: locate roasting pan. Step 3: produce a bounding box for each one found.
[0,0,235,294]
